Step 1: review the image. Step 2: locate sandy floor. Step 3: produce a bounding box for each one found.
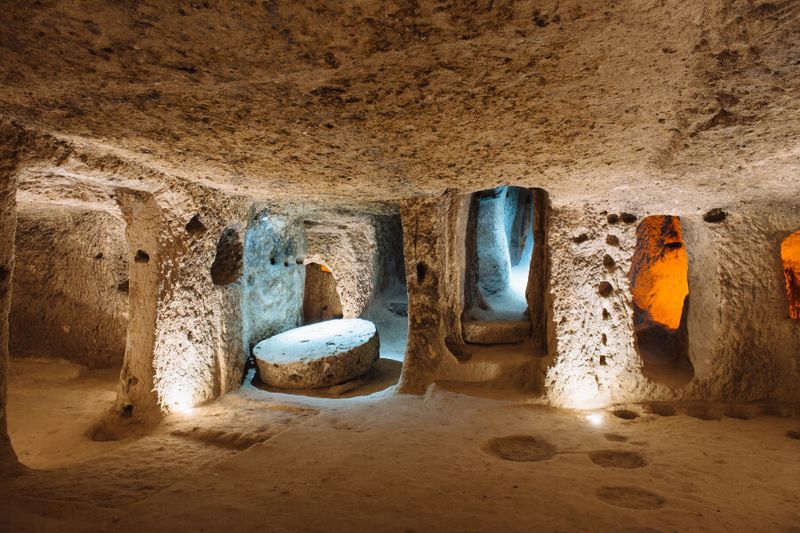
[6,358,128,469]
[2,358,800,532]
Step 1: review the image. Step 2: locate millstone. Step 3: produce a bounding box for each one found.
[253,318,380,389]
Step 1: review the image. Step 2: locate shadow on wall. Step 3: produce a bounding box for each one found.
[9,205,129,368]
[781,230,800,320]
[628,215,694,388]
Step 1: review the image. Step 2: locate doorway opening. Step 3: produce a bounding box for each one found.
[462,186,536,346]
[303,263,343,324]
[628,215,693,387]
[780,230,800,320]
[7,203,132,468]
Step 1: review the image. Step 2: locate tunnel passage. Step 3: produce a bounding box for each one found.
[781,230,800,320]
[303,262,344,324]
[628,215,693,387]
[462,186,538,347]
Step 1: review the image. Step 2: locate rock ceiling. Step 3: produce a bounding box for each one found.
[1,0,799,209]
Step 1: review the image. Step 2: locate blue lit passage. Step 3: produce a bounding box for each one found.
[468,186,534,322]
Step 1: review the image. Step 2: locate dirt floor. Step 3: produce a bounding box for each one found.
[2,357,800,532]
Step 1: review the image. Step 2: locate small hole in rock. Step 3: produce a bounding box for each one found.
[598,281,613,297]
[185,214,207,236]
[416,262,427,283]
[134,250,150,264]
[612,409,639,420]
[703,208,727,223]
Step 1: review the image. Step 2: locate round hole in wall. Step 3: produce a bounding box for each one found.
[134,250,150,264]
[185,214,207,236]
[703,208,727,223]
[598,281,613,297]
[416,262,427,283]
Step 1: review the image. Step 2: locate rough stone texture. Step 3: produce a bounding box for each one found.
[210,223,244,286]
[462,320,530,345]
[303,263,343,324]
[9,204,129,367]
[781,230,800,320]
[545,201,800,408]
[0,130,19,469]
[544,205,646,408]
[149,190,250,414]
[114,184,250,418]
[475,190,512,296]
[254,318,379,389]
[1,2,798,210]
[682,206,800,404]
[0,1,797,459]
[115,188,162,418]
[397,195,453,393]
[304,214,381,318]
[241,208,305,356]
[399,190,548,393]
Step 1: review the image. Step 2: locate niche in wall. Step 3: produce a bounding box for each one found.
[781,230,800,320]
[628,215,693,387]
[303,262,343,324]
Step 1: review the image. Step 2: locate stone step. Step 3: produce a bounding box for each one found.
[436,344,540,389]
[462,320,530,345]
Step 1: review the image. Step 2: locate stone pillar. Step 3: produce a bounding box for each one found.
[544,204,649,408]
[0,135,19,469]
[117,187,249,417]
[683,207,800,403]
[116,189,162,420]
[397,195,454,393]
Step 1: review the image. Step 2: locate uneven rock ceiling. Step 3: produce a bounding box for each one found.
[1,0,799,210]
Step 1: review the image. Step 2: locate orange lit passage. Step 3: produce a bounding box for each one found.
[629,216,689,329]
[781,230,800,320]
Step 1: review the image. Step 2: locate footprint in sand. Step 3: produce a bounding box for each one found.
[596,486,665,509]
[484,435,557,462]
[589,450,647,469]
